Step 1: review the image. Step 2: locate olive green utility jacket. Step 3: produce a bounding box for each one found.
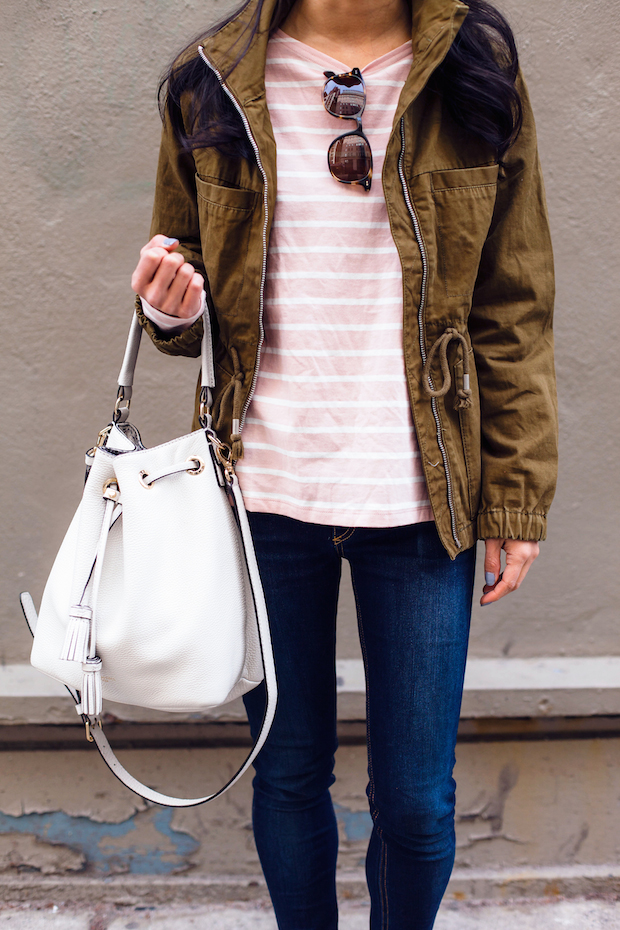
[137,0,558,559]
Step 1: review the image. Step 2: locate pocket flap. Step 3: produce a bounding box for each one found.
[195,174,258,212]
[431,164,499,192]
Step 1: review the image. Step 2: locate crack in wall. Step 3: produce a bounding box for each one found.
[457,763,525,847]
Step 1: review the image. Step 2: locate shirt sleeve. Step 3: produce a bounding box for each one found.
[140,290,205,335]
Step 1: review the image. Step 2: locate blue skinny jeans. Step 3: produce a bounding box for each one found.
[243,513,476,930]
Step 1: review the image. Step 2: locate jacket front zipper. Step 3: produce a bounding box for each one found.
[197,53,461,549]
[198,47,269,434]
[398,118,461,550]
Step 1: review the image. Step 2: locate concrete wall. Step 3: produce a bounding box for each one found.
[1,0,618,668]
[2,739,620,899]
[0,0,619,897]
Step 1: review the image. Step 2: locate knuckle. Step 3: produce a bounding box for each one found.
[145,248,163,264]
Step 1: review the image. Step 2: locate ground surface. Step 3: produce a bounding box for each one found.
[1,899,620,928]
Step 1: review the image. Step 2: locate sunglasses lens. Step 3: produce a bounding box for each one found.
[323,74,365,118]
[328,134,372,182]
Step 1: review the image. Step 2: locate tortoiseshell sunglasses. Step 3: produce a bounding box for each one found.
[323,68,373,192]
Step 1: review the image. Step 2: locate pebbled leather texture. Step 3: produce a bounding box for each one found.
[22,467,277,807]
[26,310,276,805]
[31,428,264,713]
[86,475,277,807]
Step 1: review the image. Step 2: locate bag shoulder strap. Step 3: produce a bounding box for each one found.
[21,477,277,809]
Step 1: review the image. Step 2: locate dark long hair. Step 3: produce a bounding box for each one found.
[162,0,522,163]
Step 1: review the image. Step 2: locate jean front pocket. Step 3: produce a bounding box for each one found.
[431,164,499,299]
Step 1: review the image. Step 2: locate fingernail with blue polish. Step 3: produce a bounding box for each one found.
[485,571,496,586]
[162,237,178,246]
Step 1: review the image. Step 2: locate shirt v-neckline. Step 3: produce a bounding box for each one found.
[272,29,413,75]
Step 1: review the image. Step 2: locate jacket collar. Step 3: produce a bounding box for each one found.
[199,0,273,106]
[200,0,469,109]
[396,0,469,125]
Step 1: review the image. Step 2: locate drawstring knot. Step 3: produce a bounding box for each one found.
[422,327,472,410]
[214,346,245,460]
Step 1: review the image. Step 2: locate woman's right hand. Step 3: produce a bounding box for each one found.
[131,235,204,319]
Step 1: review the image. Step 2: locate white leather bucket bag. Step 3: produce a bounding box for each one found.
[21,308,277,807]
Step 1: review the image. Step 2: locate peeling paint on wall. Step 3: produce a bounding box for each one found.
[333,802,372,843]
[0,807,198,874]
[457,763,524,848]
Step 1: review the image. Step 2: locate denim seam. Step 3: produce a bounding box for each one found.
[332,526,356,546]
[380,827,389,930]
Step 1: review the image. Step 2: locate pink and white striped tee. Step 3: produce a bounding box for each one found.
[234,32,433,527]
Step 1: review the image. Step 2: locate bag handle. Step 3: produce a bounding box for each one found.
[20,477,278,808]
[115,306,216,426]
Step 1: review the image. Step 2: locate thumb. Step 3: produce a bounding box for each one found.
[147,234,179,252]
[484,538,503,588]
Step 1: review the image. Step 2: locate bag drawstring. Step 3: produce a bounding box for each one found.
[214,346,245,461]
[422,327,472,410]
[59,483,121,718]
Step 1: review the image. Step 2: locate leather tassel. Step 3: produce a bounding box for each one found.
[60,606,92,663]
[81,656,103,716]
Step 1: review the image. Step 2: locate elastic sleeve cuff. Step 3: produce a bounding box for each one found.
[140,292,205,334]
[135,294,203,358]
[477,509,547,541]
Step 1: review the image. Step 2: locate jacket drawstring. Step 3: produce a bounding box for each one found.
[422,327,472,410]
[214,346,245,460]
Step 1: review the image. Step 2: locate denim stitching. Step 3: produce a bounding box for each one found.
[332,527,356,546]
[384,833,389,930]
[379,826,388,930]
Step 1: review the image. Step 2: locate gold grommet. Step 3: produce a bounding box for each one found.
[102,478,119,500]
[187,457,205,475]
[139,470,152,489]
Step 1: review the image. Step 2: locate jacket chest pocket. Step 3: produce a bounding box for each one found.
[431,164,499,299]
[196,174,259,318]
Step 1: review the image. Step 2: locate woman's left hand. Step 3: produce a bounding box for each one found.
[481,538,540,606]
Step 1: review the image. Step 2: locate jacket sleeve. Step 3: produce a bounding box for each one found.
[135,110,206,359]
[469,72,558,541]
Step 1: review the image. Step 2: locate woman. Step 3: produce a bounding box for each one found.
[131,0,557,925]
